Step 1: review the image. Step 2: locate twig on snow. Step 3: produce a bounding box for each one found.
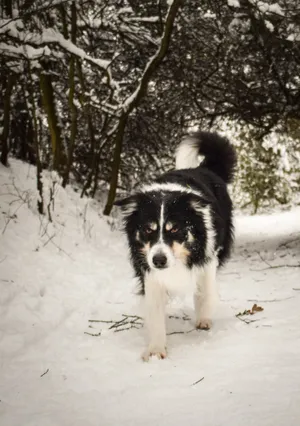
[84,331,101,337]
[219,271,241,276]
[122,314,143,319]
[191,377,204,386]
[114,325,141,332]
[167,329,195,335]
[236,316,260,325]
[109,315,143,330]
[252,251,300,271]
[87,314,143,335]
[42,233,56,247]
[256,251,273,267]
[36,214,73,259]
[37,215,73,259]
[45,234,73,258]
[2,202,24,235]
[40,368,49,377]
[247,297,294,303]
[108,317,130,329]
[168,314,191,321]
[87,313,193,336]
[277,236,300,250]
[251,264,300,271]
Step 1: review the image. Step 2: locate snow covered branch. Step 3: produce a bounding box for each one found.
[121,0,182,114]
[103,0,182,215]
[0,0,74,31]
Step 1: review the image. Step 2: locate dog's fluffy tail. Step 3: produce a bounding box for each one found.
[175,131,237,184]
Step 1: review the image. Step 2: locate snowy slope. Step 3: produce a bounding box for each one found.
[0,159,300,426]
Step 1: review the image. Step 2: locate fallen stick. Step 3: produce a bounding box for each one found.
[191,377,204,386]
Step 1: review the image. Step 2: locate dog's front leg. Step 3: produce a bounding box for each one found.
[142,274,167,361]
[194,257,219,330]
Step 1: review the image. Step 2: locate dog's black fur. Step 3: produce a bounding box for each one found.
[115,131,237,295]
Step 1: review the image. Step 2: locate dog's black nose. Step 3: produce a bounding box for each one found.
[153,253,167,269]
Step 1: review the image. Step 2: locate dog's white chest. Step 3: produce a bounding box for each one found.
[147,263,201,297]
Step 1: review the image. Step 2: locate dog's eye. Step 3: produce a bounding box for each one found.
[171,226,178,233]
[145,227,153,234]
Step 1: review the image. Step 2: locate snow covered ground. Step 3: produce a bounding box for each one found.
[1,159,300,426]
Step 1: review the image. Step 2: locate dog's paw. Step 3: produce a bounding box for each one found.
[141,346,167,362]
[196,319,212,330]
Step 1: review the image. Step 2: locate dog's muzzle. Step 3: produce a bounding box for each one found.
[147,243,176,270]
[152,252,167,269]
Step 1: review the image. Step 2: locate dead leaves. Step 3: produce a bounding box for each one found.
[236,304,264,317]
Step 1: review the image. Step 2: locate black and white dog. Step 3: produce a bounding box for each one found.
[115,131,237,360]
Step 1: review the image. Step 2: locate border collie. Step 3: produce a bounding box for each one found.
[115,131,237,361]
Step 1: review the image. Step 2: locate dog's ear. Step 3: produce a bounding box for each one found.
[114,195,137,217]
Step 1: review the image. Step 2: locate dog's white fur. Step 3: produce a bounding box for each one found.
[141,182,203,198]
[191,202,216,259]
[194,257,219,329]
[142,258,219,361]
[146,242,175,269]
[175,137,200,169]
[142,272,167,361]
[141,192,219,360]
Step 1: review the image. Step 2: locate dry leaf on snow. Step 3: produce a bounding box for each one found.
[236,304,264,317]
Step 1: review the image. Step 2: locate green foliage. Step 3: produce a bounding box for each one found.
[231,126,300,213]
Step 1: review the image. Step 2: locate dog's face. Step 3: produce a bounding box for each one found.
[136,210,191,270]
[116,191,209,271]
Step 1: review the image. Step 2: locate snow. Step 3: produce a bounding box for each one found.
[0,43,50,60]
[252,1,284,16]
[287,33,300,42]
[1,159,300,426]
[122,17,160,23]
[42,28,111,70]
[228,0,240,7]
[0,21,121,97]
[0,23,111,74]
[265,20,274,32]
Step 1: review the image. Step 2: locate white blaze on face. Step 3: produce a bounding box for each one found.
[147,201,176,270]
[159,202,164,243]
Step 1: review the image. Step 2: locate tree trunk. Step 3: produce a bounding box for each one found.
[91,122,110,198]
[62,2,78,187]
[103,116,127,215]
[2,0,12,17]
[40,68,65,172]
[28,62,44,214]
[1,74,16,166]
[77,59,98,197]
